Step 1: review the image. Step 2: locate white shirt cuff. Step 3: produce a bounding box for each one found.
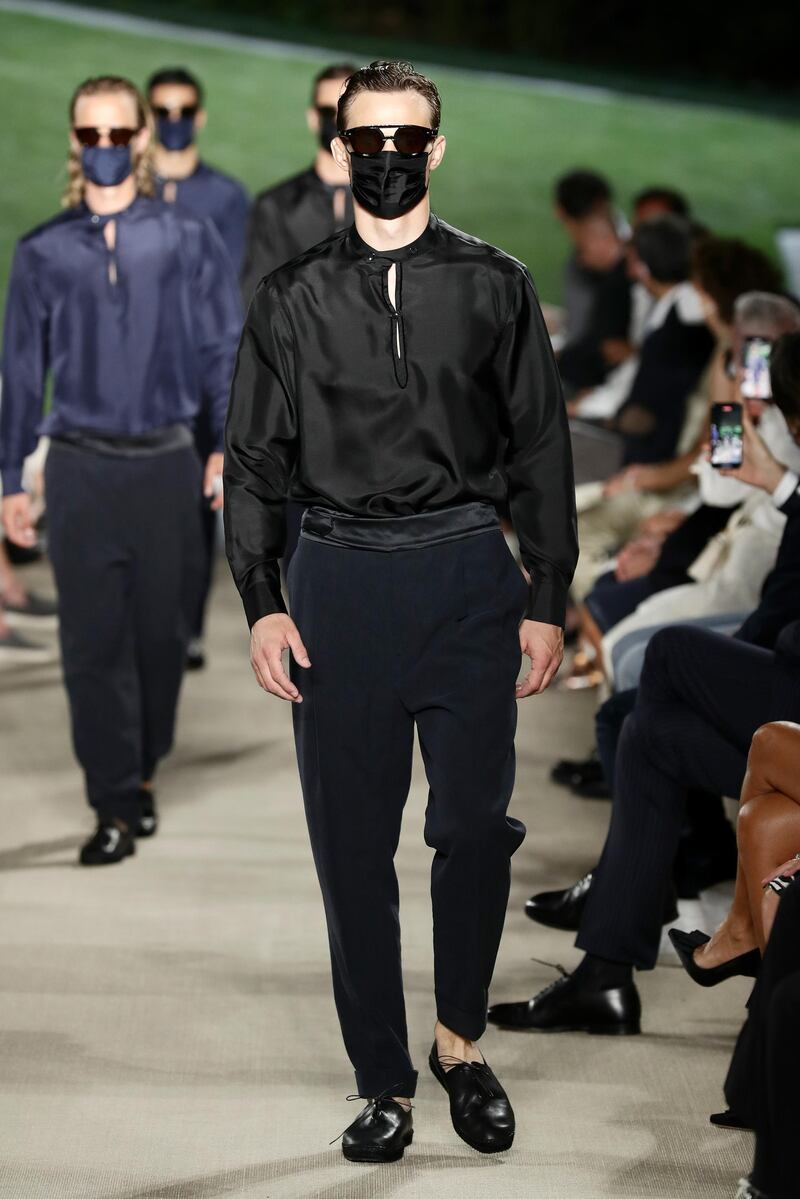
[772,470,800,509]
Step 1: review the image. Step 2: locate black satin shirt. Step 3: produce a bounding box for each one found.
[224,214,578,628]
[240,167,353,304]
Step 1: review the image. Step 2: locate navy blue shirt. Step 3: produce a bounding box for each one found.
[155,160,250,273]
[0,194,242,495]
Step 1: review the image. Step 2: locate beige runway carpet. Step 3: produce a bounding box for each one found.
[0,564,752,1198]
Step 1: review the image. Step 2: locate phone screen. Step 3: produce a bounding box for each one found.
[741,337,772,399]
[710,403,743,469]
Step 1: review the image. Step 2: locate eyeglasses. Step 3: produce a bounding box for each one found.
[316,105,337,119]
[340,124,438,157]
[152,105,199,121]
[73,126,141,147]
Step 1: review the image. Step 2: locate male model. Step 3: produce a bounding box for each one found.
[225,60,577,1161]
[1,75,241,865]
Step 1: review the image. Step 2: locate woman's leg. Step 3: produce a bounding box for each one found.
[696,723,800,966]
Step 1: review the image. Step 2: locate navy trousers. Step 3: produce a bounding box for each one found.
[288,504,527,1097]
[46,442,203,827]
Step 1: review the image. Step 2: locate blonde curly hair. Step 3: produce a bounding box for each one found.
[62,75,155,208]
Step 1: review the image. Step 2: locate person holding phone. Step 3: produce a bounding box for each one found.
[225,60,577,1161]
[240,63,356,304]
[0,75,241,866]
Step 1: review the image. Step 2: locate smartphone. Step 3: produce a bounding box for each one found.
[710,402,743,469]
[741,336,772,400]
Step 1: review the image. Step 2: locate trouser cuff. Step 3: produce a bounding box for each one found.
[353,1066,418,1099]
[436,997,487,1042]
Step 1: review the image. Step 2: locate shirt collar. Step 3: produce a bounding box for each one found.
[347,213,439,263]
[79,193,150,225]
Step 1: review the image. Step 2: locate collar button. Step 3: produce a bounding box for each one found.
[91,214,100,224]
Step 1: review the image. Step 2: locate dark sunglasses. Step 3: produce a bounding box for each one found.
[341,124,437,157]
[73,126,140,147]
[316,105,337,119]
[152,105,199,121]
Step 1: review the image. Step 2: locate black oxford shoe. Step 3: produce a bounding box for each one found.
[487,972,641,1035]
[525,872,679,932]
[136,788,158,838]
[429,1044,514,1153]
[341,1098,413,1163]
[79,821,136,866]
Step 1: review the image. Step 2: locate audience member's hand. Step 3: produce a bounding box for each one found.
[250,613,311,701]
[1,493,36,548]
[203,451,225,512]
[601,338,633,367]
[615,535,661,581]
[638,509,686,537]
[761,857,800,941]
[517,620,564,698]
[602,466,640,498]
[718,406,786,493]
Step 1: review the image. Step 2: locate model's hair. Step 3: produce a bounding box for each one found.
[632,186,690,218]
[63,75,154,208]
[770,332,800,424]
[312,62,358,105]
[337,60,441,131]
[734,291,800,335]
[146,66,204,105]
[632,214,694,284]
[691,236,783,325]
[554,169,612,219]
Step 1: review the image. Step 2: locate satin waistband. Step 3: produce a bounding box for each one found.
[299,502,499,551]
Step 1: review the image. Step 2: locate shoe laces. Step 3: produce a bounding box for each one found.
[530,956,570,1002]
[329,1084,413,1145]
[436,1054,496,1102]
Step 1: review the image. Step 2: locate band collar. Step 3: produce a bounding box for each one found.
[348,213,439,264]
[80,193,150,226]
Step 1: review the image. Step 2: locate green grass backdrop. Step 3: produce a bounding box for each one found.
[1,5,799,323]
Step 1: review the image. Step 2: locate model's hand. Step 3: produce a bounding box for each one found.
[718,407,785,492]
[2,493,36,548]
[516,620,564,698]
[250,613,311,702]
[203,452,225,511]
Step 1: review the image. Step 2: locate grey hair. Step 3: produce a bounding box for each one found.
[734,290,800,333]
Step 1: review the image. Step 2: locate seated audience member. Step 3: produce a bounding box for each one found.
[486,335,800,1035]
[570,186,692,425]
[552,170,632,394]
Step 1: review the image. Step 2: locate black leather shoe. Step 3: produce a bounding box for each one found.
[487,971,641,1035]
[668,928,760,987]
[710,1109,754,1131]
[340,1098,413,1163]
[429,1044,514,1153]
[79,821,136,866]
[525,872,679,932]
[136,788,158,838]
[550,754,603,789]
[569,776,611,800]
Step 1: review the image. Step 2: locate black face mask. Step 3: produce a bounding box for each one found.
[349,151,429,220]
[318,112,338,153]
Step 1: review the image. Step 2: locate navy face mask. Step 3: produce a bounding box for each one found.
[157,115,195,151]
[81,144,133,187]
[349,151,429,219]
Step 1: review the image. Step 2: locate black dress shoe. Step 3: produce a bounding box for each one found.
[487,971,641,1036]
[136,788,158,838]
[569,776,611,800]
[79,821,136,866]
[525,872,678,932]
[550,754,603,789]
[340,1098,413,1163]
[668,929,761,987]
[710,1108,754,1131]
[429,1044,514,1153]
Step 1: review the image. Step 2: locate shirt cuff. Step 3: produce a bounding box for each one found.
[241,577,287,628]
[526,576,568,628]
[0,468,24,496]
[772,470,800,510]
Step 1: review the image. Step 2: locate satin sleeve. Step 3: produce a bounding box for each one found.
[224,277,298,627]
[495,268,578,626]
[0,241,48,496]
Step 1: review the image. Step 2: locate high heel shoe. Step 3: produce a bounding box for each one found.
[668,928,760,988]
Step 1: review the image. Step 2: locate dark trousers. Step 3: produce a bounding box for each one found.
[726,882,800,1199]
[577,625,800,968]
[45,442,203,827]
[192,404,217,641]
[288,505,527,1097]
